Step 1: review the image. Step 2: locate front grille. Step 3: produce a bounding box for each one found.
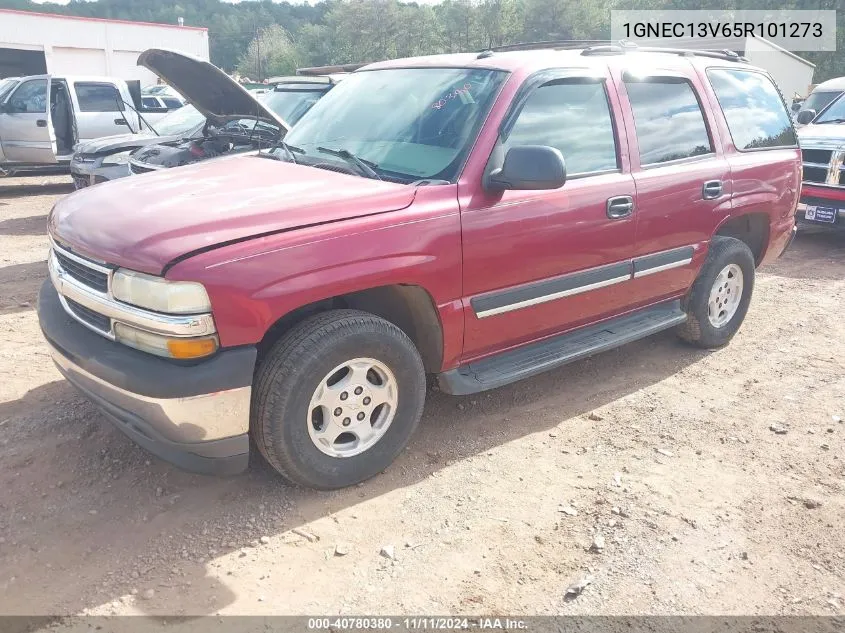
[801,146,845,189]
[130,162,155,175]
[65,298,111,333]
[801,148,832,165]
[54,250,109,293]
[803,166,828,184]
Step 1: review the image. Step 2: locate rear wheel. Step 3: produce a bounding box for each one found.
[252,310,426,489]
[677,236,755,349]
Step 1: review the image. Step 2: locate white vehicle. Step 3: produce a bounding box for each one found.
[795,76,845,126]
[140,94,184,111]
[0,75,172,175]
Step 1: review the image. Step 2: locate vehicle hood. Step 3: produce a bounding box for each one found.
[49,156,417,275]
[798,122,845,147]
[137,48,290,133]
[74,132,178,157]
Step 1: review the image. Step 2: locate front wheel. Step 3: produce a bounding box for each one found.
[677,236,755,349]
[252,310,426,489]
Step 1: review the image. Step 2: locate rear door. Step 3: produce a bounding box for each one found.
[612,66,731,304]
[0,75,57,163]
[70,80,135,140]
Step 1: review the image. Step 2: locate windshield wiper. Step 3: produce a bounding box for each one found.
[817,118,845,124]
[316,146,382,180]
[262,140,304,163]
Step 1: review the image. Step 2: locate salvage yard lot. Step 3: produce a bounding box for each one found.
[0,175,843,616]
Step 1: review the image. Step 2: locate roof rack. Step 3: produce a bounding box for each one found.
[631,47,747,62]
[295,63,367,76]
[487,40,609,53]
[480,39,747,63]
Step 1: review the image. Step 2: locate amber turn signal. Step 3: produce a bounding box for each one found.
[167,336,219,359]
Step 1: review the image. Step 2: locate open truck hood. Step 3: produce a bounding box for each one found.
[137,49,290,133]
[49,155,416,275]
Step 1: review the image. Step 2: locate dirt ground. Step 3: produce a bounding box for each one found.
[0,174,843,618]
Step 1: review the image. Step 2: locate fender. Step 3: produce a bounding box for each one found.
[166,186,466,370]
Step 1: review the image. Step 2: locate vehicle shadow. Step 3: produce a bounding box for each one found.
[0,214,48,236]
[0,182,74,199]
[0,260,46,313]
[763,230,845,281]
[0,331,709,616]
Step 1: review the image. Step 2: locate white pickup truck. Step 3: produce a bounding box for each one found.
[0,75,173,175]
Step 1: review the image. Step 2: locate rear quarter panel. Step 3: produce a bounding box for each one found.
[693,61,801,263]
[165,186,464,371]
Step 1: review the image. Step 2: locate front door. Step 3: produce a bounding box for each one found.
[460,71,638,361]
[0,75,57,164]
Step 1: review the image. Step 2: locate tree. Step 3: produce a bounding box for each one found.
[237,23,299,80]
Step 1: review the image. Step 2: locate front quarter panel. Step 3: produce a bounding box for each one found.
[166,186,464,371]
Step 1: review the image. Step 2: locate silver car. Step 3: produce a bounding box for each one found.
[70,104,204,188]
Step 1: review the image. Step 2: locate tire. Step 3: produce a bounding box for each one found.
[252,309,426,490]
[677,236,755,349]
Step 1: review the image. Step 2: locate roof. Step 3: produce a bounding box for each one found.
[0,8,207,32]
[361,47,759,75]
[812,76,845,92]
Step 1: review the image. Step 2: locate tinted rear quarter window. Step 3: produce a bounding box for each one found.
[75,82,124,112]
[707,68,797,150]
[625,78,712,165]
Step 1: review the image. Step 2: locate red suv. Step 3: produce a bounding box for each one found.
[38,45,800,489]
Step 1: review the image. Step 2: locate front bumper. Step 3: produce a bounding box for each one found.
[38,280,255,475]
[70,161,131,189]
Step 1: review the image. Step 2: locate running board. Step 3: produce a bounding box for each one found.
[437,301,687,395]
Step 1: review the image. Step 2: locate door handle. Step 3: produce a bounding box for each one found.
[606,195,634,219]
[702,180,723,200]
[114,118,128,126]
[36,119,47,127]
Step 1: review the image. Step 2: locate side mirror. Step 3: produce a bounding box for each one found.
[488,145,567,191]
[796,109,816,125]
[790,102,802,112]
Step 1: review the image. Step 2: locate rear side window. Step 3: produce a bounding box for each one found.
[707,69,797,150]
[505,80,619,175]
[141,97,158,108]
[625,78,712,165]
[75,82,124,112]
[162,98,183,109]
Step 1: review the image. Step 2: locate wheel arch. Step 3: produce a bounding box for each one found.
[256,284,445,373]
[713,212,770,266]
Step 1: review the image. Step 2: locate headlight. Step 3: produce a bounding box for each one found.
[101,150,132,166]
[112,269,212,314]
[114,323,218,359]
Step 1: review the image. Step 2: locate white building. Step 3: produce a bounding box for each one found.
[0,8,209,86]
[742,36,815,101]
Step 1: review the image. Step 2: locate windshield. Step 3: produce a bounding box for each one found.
[0,78,20,102]
[815,92,845,123]
[278,68,508,183]
[801,90,842,120]
[261,87,328,125]
[153,104,205,136]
